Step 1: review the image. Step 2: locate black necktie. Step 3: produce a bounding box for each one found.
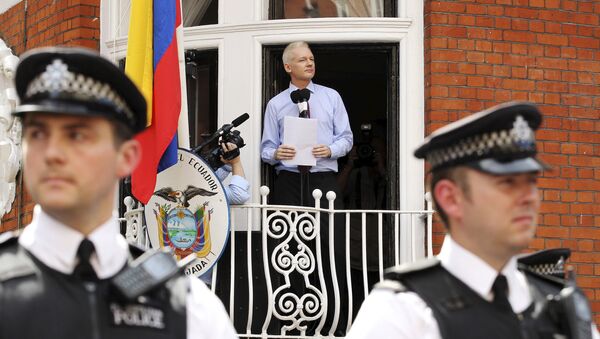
[73,238,98,281]
[492,274,512,313]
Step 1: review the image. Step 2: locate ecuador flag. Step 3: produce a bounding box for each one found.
[126,0,183,204]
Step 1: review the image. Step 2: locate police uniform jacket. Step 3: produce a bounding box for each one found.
[0,206,238,339]
[347,235,600,339]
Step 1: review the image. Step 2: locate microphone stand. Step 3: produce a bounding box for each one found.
[291,89,312,207]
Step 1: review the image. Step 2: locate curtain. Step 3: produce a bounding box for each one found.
[182,0,213,27]
[330,0,383,17]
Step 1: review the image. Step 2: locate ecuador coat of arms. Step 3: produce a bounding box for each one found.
[144,149,230,277]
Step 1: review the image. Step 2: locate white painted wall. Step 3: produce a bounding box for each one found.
[0,0,20,14]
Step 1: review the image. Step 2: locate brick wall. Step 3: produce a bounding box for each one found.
[0,0,100,231]
[425,0,599,323]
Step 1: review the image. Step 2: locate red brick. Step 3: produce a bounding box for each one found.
[476,89,494,100]
[578,192,595,203]
[561,191,577,202]
[431,50,466,61]
[537,81,568,93]
[493,42,511,53]
[528,92,544,103]
[502,79,535,91]
[561,71,578,82]
[511,19,530,31]
[430,99,467,110]
[536,226,570,238]
[467,76,485,87]
[577,49,595,60]
[538,177,569,189]
[431,26,467,38]
[577,73,594,85]
[544,70,564,81]
[569,60,600,73]
[537,33,569,46]
[430,37,448,48]
[545,46,561,58]
[475,64,492,75]
[495,17,510,29]
[493,65,510,77]
[537,57,569,70]
[457,39,475,50]
[466,51,484,63]
[561,143,578,154]
[569,155,600,167]
[503,31,536,43]
[528,69,544,80]
[505,7,539,19]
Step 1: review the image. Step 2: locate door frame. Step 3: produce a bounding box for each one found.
[261,43,399,209]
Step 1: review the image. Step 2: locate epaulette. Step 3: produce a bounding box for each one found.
[376,258,440,294]
[519,263,566,288]
[384,257,440,277]
[0,233,36,282]
[517,248,570,279]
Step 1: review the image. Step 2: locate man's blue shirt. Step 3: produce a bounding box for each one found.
[260,81,353,173]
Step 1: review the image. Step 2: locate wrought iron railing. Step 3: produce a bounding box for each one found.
[122,186,434,339]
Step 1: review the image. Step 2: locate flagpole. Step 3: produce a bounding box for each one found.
[176,0,190,149]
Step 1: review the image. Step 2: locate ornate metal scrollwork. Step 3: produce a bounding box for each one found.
[267,209,324,334]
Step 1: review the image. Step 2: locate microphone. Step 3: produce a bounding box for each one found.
[290,89,311,118]
[192,113,249,154]
[232,113,249,127]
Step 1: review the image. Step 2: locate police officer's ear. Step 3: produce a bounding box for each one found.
[433,178,466,224]
[115,138,142,179]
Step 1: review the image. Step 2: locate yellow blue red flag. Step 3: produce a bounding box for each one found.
[126,0,183,204]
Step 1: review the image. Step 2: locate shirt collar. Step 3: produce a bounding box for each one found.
[288,81,315,93]
[437,235,531,312]
[19,205,128,279]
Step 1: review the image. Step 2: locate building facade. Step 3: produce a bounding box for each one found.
[0,0,598,324]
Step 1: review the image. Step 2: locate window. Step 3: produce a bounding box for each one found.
[269,0,396,19]
[182,0,218,26]
[185,50,219,149]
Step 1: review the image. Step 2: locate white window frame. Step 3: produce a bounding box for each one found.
[100,0,425,260]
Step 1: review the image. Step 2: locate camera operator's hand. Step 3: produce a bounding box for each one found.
[312,144,331,158]
[220,142,246,178]
[220,142,240,165]
[275,145,296,160]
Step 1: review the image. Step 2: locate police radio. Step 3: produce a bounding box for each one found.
[112,249,196,300]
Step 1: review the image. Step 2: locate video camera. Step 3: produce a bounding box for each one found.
[354,123,376,167]
[192,113,249,170]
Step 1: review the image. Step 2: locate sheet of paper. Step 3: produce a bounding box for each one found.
[281,116,317,167]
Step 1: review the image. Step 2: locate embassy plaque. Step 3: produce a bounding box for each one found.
[144,149,230,277]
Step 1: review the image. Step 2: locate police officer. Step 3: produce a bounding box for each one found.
[0,47,238,339]
[347,102,599,338]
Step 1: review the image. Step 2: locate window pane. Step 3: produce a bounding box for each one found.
[182,0,217,26]
[185,50,218,149]
[273,0,393,19]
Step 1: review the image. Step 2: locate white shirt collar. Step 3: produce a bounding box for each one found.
[437,235,532,313]
[288,81,315,93]
[19,205,129,279]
